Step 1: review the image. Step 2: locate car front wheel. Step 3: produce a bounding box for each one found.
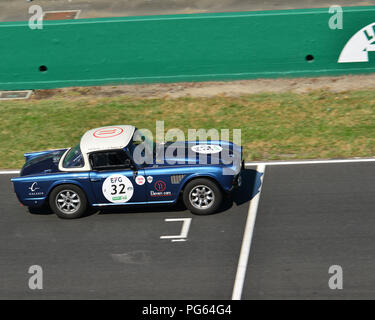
[183,178,222,215]
[49,184,88,219]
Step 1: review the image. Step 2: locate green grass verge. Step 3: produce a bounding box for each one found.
[1,90,375,169]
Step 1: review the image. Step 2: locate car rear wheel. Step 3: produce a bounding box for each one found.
[49,184,87,219]
[183,178,222,215]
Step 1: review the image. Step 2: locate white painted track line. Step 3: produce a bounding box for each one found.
[232,164,266,300]
[1,157,375,174]
[0,171,20,174]
[245,157,375,167]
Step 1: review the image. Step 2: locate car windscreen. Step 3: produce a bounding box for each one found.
[63,143,84,168]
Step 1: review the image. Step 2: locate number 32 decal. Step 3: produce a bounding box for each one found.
[111,184,126,195]
[102,174,134,203]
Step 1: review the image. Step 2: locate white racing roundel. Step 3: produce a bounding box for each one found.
[102,174,134,203]
[191,144,223,154]
[135,175,145,185]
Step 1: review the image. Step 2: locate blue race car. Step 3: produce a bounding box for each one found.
[11,125,243,219]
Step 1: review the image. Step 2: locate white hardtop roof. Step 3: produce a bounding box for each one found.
[80,125,136,154]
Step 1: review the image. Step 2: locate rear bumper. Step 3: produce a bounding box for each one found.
[228,163,244,192]
[232,172,242,189]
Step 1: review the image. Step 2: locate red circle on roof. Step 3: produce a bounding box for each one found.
[93,127,124,138]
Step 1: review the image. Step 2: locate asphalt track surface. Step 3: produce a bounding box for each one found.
[0,0,368,22]
[1,161,375,299]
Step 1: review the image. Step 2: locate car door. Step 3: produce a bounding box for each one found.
[88,150,146,205]
[143,166,182,202]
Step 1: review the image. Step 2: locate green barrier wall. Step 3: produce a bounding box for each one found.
[1,6,375,90]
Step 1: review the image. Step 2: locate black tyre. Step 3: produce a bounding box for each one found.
[49,184,88,219]
[183,178,222,215]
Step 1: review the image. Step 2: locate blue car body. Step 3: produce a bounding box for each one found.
[11,126,243,211]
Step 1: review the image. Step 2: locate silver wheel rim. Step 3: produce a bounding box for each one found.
[189,185,215,210]
[56,190,81,214]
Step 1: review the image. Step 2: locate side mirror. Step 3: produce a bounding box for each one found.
[125,158,138,172]
[124,158,131,168]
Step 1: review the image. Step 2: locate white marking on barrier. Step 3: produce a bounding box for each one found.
[23,8,373,26]
[1,66,375,84]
